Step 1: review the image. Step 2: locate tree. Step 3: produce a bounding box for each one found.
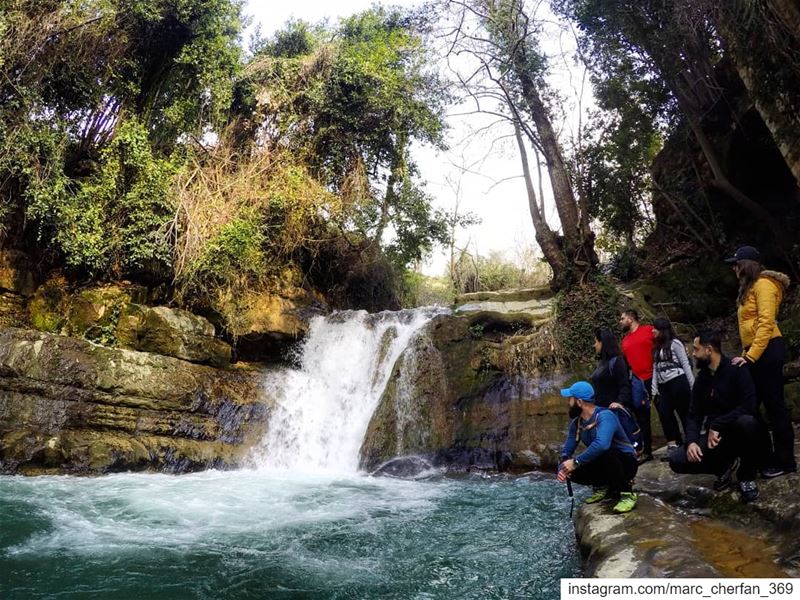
[558,0,792,247]
[445,0,597,289]
[240,10,452,268]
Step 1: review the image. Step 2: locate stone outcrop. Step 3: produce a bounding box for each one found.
[0,327,270,475]
[576,432,800,578]
[360,308,571,473]
[116,304,232,367]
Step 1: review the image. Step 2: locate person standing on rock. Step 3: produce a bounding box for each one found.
[651,317,694,457]
[620,309,654,463]
[557,381,639,513]
[668,330,761,503]
[725,246,796,478]
[591,328,633,411]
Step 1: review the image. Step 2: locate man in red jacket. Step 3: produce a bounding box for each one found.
[620,309,655,463]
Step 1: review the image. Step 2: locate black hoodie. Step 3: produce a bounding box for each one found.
[685,355,757,444]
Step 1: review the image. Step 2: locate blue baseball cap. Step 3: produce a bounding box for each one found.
[560,381,595,402]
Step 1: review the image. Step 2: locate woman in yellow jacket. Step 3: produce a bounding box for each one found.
[725,246,795,477]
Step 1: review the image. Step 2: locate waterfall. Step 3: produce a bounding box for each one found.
[254,308,442,473]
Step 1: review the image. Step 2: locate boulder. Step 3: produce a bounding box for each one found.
[223,287,329,361]
[116,305,232,368]
[0,327,270,475]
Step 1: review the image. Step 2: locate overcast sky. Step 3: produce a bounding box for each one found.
[243,0,592,276]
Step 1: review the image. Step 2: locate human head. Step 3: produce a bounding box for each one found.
[594,327,620,361]
[692,329,722,369]
[619,309,639,333]
[561,381,595,418]
[652,316,675,347]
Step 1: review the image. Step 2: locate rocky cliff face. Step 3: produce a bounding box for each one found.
[360,289,573,473]
[0,328,271,475]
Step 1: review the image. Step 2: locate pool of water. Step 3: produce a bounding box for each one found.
[0,470,582,599]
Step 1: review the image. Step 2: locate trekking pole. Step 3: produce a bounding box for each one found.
[566,478,574,518]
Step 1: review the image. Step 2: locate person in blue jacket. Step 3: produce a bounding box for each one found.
[557,381,639,513]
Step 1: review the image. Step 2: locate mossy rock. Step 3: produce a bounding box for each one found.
[28,275,69,333]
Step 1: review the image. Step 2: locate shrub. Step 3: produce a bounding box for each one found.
[554,275,623,365]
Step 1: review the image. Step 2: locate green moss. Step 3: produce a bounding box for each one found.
[554,275,622,365]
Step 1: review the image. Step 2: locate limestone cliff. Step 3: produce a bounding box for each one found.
[0,328,270,475]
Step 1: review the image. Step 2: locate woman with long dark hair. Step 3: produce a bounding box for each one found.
[725,246,795,478]
[651,317,694,453]
[591,328,632,410]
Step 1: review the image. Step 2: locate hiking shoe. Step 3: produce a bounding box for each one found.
[761,465,797,479]
[738,480,759,503]
[612,492,638,513]
[713,457,740,491]
[584,487,609,504]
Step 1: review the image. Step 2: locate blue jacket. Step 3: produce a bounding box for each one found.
[560,407,636,465]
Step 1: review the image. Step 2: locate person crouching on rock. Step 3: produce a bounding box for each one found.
[557,381,639,513]
[668,330,761,503]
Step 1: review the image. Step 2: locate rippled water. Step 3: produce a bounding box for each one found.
[0,470,581,599]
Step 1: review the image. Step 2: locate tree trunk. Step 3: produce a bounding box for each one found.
[513,120,567,279]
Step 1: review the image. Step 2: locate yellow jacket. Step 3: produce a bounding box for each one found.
[738,270,790,362]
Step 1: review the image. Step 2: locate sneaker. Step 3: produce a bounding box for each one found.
[761,465,797,479]
[713,457,740,491]
[738,480,759,503]
[612,492,638,513]
[584,487,609,504]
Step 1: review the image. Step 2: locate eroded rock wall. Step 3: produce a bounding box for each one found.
[0,328,270,475]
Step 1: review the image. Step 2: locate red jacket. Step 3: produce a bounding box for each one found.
[622,325,655,381]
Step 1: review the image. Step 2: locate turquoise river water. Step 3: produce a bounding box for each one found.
[0,469,581,599]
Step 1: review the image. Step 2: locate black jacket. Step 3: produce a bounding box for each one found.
[590,355,633,409]
[685,356,757,444]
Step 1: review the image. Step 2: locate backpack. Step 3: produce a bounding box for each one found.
[610,405,643,456]
[571,406,642,456]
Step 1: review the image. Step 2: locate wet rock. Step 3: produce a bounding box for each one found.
[370,455,435,478]
[360,312,570,473]
[0,327,270,475]
[575,495,792,578]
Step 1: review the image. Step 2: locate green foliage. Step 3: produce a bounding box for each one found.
[246,8,450,269]
[553,276,622,365]
[400,271,454,308]
[190,215,266,290]
[27,120,178,278]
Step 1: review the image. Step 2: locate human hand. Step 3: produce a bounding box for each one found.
[609,402,623,410]
[731,356,748,367]
[708,429,722,449]
[687,442,703,462]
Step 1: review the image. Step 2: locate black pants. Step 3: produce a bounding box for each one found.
[748,337,796,469]
[634,377,653,455]
[668,414,760,481]
[571,448,639,493]
[655,374,691,444]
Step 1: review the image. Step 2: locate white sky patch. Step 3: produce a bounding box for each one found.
[243,0,595,276]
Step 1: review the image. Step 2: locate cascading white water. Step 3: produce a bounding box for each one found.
[255,308,443,473]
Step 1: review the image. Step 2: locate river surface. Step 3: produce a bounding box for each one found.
[0,470,581,599]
